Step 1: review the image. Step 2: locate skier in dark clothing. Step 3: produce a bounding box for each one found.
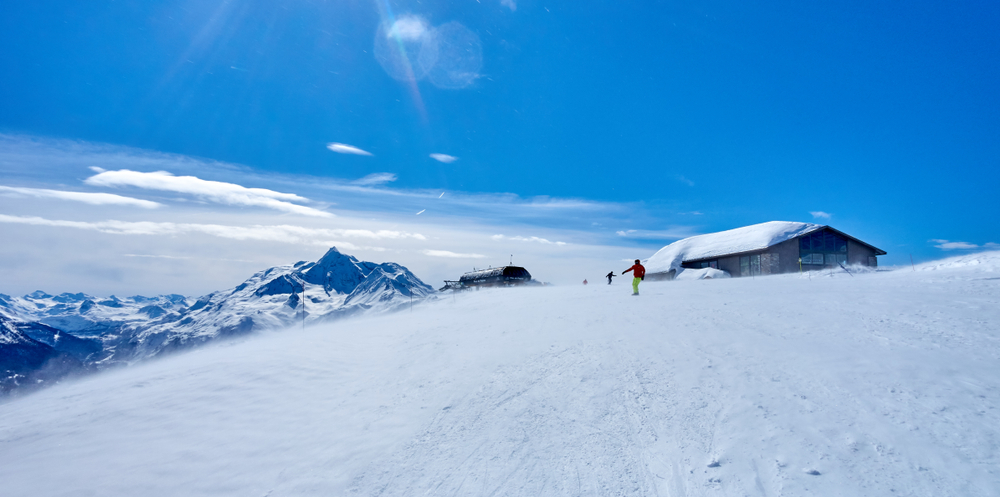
[622,259,645,295]
[606,271,616,284]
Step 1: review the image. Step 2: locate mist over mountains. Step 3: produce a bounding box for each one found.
[0,247,433,393]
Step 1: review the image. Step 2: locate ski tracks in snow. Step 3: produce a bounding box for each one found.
[351,341,674,496]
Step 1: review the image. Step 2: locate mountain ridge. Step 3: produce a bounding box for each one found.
[0,247,434,391]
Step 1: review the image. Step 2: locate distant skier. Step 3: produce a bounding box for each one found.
[583,279,588,285]
[622,259,645,295]
[606,271,616,284]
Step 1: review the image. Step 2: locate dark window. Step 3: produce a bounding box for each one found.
[800,230,849,266]
[698,260,719,269]
[740,254,761,276]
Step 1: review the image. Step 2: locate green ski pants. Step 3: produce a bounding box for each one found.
[632,277,641,294]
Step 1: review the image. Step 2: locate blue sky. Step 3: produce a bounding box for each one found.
[1,0,998,295]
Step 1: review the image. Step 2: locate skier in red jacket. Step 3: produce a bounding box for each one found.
[622,259,645,295]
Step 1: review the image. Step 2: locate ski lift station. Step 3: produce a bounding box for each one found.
[644,221,886,280]
[440,266,533,291]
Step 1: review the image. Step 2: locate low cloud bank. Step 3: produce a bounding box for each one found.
[0,214,423,250]
[492,234,566,246]
[422,249,486,259]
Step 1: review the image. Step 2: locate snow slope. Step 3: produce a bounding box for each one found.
[645,221,822,276]
[1,252,999,496]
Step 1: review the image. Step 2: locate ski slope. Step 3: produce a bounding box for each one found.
[2,253,999,496]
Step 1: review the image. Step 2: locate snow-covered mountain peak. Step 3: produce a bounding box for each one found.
[104,248,434,361]
[344,262,435,309]
[301,246,378,294]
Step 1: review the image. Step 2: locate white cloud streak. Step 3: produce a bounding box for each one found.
[84,170,331,217]
[0,185,161,209]
[430,153,458,163]
[677,175,695,187]
[810,211,832,219]
[352,173,398,186]
[500,0,517,12]
[422,249,487,259]
[326,142,373,156]
[931,239,998,250]
[615,227,699,240]
[0,214,424,249]
[491,234,566,245]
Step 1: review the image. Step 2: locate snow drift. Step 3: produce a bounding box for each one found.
[2,252,999,495]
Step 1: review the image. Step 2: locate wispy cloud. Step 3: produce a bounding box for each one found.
[615,227,699,240]
[810,211,832,219]
[677,175,695,187]
[84,169,331,217]
[352,173,397,186]
[422,249,486,259]
[0,133,633,231]
[0,185,161,209]
[430,153,458,163]
[501,0,517,12]
[930,239,999,250]
[524,198,608,210]
[0,214,424,248]
[415,209,426,215]
[326,142,373,156]
[491,234,566,245]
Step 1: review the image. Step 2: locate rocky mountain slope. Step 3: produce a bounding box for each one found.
[0,247,434,391]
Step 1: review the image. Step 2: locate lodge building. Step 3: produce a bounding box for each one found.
[646,222,886,279]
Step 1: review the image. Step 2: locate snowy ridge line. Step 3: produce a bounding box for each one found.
[0,247,434,390]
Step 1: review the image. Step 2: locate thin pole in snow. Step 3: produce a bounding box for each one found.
[910,254,915,271]
[838,262,854,277]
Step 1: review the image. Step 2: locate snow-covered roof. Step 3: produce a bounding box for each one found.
[645,221,823,274]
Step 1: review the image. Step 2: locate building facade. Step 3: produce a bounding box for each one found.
[680,226,885,277]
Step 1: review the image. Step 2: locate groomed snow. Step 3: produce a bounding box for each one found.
[2,252,1000,496]
[646,221,822,276]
